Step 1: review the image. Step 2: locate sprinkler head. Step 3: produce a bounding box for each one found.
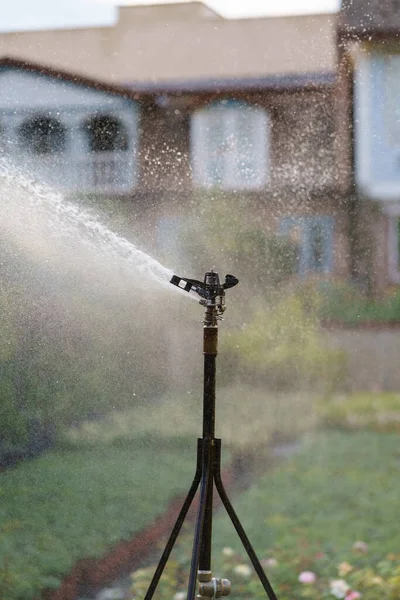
[170,270,238,315]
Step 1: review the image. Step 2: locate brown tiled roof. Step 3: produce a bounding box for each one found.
[339,0,400,38]
[0,3,337,85]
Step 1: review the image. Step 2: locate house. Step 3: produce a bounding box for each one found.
[338,0,400,290]
[0,58,141,194]
[0,3,352,280]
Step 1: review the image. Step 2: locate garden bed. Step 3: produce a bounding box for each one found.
[133,430,400,600]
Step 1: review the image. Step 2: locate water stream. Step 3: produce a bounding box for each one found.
[0,156,175,291]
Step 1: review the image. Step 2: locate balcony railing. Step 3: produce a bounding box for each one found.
[23,152,135,194]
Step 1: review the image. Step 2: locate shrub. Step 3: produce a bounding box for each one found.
[164,192,298,300]
[318,281,400,324]
[220,294,347,392]
[0,376,29,450]
[318,392,400,432]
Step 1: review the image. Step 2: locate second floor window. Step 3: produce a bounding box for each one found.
[19,116,66,154]
[83,114,129,153]
[190,100,270,190]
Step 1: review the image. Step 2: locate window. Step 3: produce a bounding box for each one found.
[82,114,129,153]
[191,100,270,190]
[280,216,334,275]
[388,215,400,282]
[19,115,66,154]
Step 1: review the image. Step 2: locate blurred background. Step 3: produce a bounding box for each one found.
[1,2,400,600]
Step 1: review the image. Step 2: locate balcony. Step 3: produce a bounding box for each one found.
[24,152,136,195]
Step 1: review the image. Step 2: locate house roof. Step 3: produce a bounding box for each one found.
[339,0,400,38]
[124,72,336,93]
[0,56,142,99]
[0,2,338,87]
[0,56,335,100]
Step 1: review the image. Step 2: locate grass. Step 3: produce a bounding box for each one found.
[211,431,400,558]
[0,437,197,600]
[62,385,318,454]
[0,385,317,599]
[209,430,400,599]
[318,392,400,432]
[133,430,400,600]
[4,387,400,599]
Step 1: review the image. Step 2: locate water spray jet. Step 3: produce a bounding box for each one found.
[144,270,278,600]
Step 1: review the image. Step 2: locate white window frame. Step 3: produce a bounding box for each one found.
[190,100,270,191]
[386,204,400,283]
[280,215,335,276]
[2,105,139,194]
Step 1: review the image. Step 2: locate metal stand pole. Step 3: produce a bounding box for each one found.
[144,272,279,600]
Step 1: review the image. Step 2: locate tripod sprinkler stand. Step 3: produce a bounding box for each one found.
[144,270,278,600]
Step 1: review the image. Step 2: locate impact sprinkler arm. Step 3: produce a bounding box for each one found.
[143,270,279,600]
[170,271,239,318]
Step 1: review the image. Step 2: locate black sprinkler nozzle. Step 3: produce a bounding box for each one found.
[170,271,238,315]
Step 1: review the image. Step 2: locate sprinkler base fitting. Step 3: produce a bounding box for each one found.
[198,570,231,598]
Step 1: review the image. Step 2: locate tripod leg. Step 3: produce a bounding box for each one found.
[213,440,279,600]
[144,440,203,600]
[186,438,214,600]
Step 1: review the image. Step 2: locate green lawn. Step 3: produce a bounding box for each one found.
[0,437,197,599]
[0,386,317,600]
[62,386,318,454]
[3,389,400,600]
[212,431,400,558]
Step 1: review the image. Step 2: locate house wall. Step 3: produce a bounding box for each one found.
[0,69,130,110]
[0,63,351,281]
[133,86,351,280]
[339,39,400,291]
[137,89,340,194]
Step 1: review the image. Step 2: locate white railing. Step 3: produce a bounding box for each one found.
[75,153,135,194]
[23,152,135,195]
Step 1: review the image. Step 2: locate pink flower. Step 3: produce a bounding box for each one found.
[346,592,362,600]
[298,571,317,584]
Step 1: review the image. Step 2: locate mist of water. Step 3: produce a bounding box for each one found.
[0,156,202,428]
[0,156,174,291]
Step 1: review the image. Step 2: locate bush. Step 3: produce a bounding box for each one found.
[220,294,347,392]
[0,377,29,450]
[163,191,298,301]
[318,392,400,432]
[318,281,400,324]
[0,243,186,453]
